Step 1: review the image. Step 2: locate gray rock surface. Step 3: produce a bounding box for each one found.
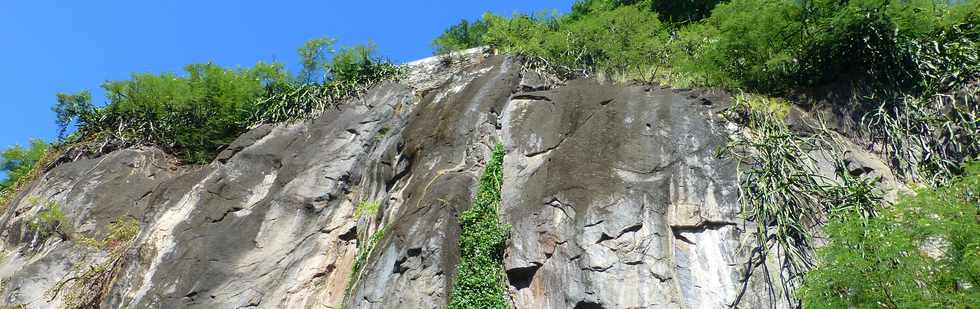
[0,53,847,308]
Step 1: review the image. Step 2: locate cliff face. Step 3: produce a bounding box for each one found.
[0,51,827,308]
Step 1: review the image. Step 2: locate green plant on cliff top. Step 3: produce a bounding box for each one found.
[432,19,489,55]
[0,139,51,207]
[251,42,404,124]
[449,144,509,309]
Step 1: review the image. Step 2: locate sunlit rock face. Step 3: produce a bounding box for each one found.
[0,50,821,308]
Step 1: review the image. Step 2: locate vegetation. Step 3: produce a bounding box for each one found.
[721,95,883,305]
[799,162,980,308]
[432,19,489,55]
[49,217,140,308]
[435,0,979,94]
[449,144,509,309]
[0,139,50,205]
[861,90,980,186]
[344,225,388,302]
[26,198,72,241]
[675,0,980,93]
[53,63,288,164]
[51,37,401,165]
[252,41,403,124]
[482,5,671,80]
[354,200,380,219]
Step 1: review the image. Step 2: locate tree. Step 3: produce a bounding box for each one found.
[298,36,337,83]
[0,139,49,193]
[432,19,489,55]
[53,91,94,139]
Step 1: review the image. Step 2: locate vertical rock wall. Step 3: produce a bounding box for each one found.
[0,52,810,308]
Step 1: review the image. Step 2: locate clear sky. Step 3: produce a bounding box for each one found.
[0,0,575,171]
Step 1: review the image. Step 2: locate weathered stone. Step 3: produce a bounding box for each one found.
[0,53,800,309]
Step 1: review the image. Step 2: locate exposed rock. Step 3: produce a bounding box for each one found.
[0,53,812,308]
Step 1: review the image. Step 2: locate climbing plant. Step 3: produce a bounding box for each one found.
[449,144,509,309]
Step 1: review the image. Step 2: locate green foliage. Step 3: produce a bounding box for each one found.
[344,225,387,301]
[484,3,670,79]
[474,0,978,94]
[799,162,980,308]
[59,62,288,164]
[721,95,882,305]
[0,141,56,209]
[298,37,337,83]
[449,144,509,309]
[0,139,49,194]
[27,198,72,241]
[432,19,489,55]
[49,216,140,308]
[252,43,403,124]
[569,0,722,24]
[53,91,93,139]
[862,91,980,185]
[53,37,400,164]
[676,0,980,93]
[354,200,380,218]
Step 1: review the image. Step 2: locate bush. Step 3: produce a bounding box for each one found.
[54,63,288,164]
[449,144,509,309]
[799,162,980,308]
[251,43,403,124]
[0,139,48,194]
[676,0,980,93]
[469,0,978,94]
[483,3,670,79]
[569,0,722,24]
[53,38,401,164]
[721,94,883,306]
[432,19,489,55]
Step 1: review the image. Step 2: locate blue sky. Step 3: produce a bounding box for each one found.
[0,0,574,178]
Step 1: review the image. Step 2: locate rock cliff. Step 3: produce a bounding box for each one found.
[0,50,891,308]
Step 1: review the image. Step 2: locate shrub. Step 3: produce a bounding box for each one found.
[432,19,489,55]
[721,95,882,306]
[676,0,980,93]
[251,43,403,124]
[861,91,980,185]
[0,139,49,194]
[52,38,401,164]
[799,162,980,308]
[569,0,722,24]
[54,63,288,164]
[483,3,670,79]
[0,141,57,209]
[449,144,509,309]
[26,198,72,241]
